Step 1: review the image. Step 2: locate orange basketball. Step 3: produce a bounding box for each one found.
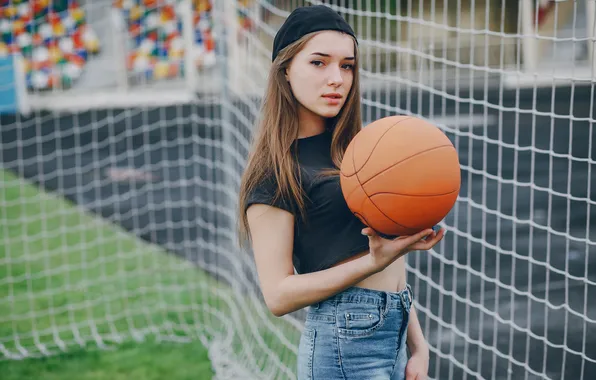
[340,115,461,236]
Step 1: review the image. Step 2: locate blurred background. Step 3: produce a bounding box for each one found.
[0,0,594,379]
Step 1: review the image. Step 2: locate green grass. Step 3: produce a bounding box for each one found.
[0,168,302,379]
[0,340,212,380]
[0,168,234,379]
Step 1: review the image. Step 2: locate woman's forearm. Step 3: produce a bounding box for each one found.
[269,254,378,316]
[407,305,429,355]
[403,262,428,355]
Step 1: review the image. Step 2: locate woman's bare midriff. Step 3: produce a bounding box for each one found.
[330,250,407,293]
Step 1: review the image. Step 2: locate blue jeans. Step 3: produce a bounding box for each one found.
[297,284,413,379]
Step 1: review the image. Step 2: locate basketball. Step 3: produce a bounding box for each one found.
[340,115,461,236]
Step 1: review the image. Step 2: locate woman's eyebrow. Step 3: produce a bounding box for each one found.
[310,52,355,60]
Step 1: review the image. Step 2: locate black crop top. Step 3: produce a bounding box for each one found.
[245,129,370,274]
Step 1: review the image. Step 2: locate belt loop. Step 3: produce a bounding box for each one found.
[383,291,390,315]
[406,284,413,304]
[399,290,406,308]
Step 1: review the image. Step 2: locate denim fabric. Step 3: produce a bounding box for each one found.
[297,284,413,380]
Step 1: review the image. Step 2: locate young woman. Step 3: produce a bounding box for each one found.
[237,5,445,380]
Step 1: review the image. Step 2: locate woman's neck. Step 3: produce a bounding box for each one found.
[297,107,326,139]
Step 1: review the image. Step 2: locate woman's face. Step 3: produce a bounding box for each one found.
[285,31,355,120]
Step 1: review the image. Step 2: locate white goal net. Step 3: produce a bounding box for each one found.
[0,0,594,379]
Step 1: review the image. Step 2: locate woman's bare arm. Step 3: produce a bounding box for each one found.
[406,305,429,355]
[403,261,429,356]
[246,203,378,316]
[247,204,443,317]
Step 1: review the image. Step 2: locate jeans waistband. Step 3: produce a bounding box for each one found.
[310,284,413,312]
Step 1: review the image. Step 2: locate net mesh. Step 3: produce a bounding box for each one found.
[0,0,594,379]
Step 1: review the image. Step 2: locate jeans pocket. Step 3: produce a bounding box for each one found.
[337,307,399,378]
[336,304,385,338]
[297,326,316,380]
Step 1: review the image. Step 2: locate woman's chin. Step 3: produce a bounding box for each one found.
[316,106,342,119]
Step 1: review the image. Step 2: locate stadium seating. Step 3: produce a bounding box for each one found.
[0,0,255,90]
[113,0,218,82]
[0,0,101,91]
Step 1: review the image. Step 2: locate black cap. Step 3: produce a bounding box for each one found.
[272,5,357,62]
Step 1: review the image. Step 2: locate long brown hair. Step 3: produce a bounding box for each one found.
[237,30,363,247]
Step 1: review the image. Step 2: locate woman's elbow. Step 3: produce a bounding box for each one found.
[264,292,293,317]
[265,296,288,317]
[269,304,287,317]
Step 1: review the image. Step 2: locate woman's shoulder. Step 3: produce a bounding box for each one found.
[245,171,297,214]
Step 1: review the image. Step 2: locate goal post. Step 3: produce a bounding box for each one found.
[217,0,271,97]
[520,0,540,72]
[587,0,596,73]
[513,0,596,86]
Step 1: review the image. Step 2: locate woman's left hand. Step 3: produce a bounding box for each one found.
[405,346,430,380]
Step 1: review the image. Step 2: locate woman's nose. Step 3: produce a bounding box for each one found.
[327,66,344,86]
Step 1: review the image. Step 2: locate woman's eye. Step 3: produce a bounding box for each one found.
[310,61,353,70]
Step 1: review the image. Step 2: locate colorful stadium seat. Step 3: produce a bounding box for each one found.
[0,0,254,89]
[0,0,100,91]
[113,0,218,81]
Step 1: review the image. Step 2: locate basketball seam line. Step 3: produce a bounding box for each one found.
[368,188,460,197]
[341,119,415,200]
[360,144,454,187]
[342,178,363,203]
[352,131,412,232]
[342,116,412,177]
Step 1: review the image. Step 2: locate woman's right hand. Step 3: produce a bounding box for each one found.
[361,226,446,273]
